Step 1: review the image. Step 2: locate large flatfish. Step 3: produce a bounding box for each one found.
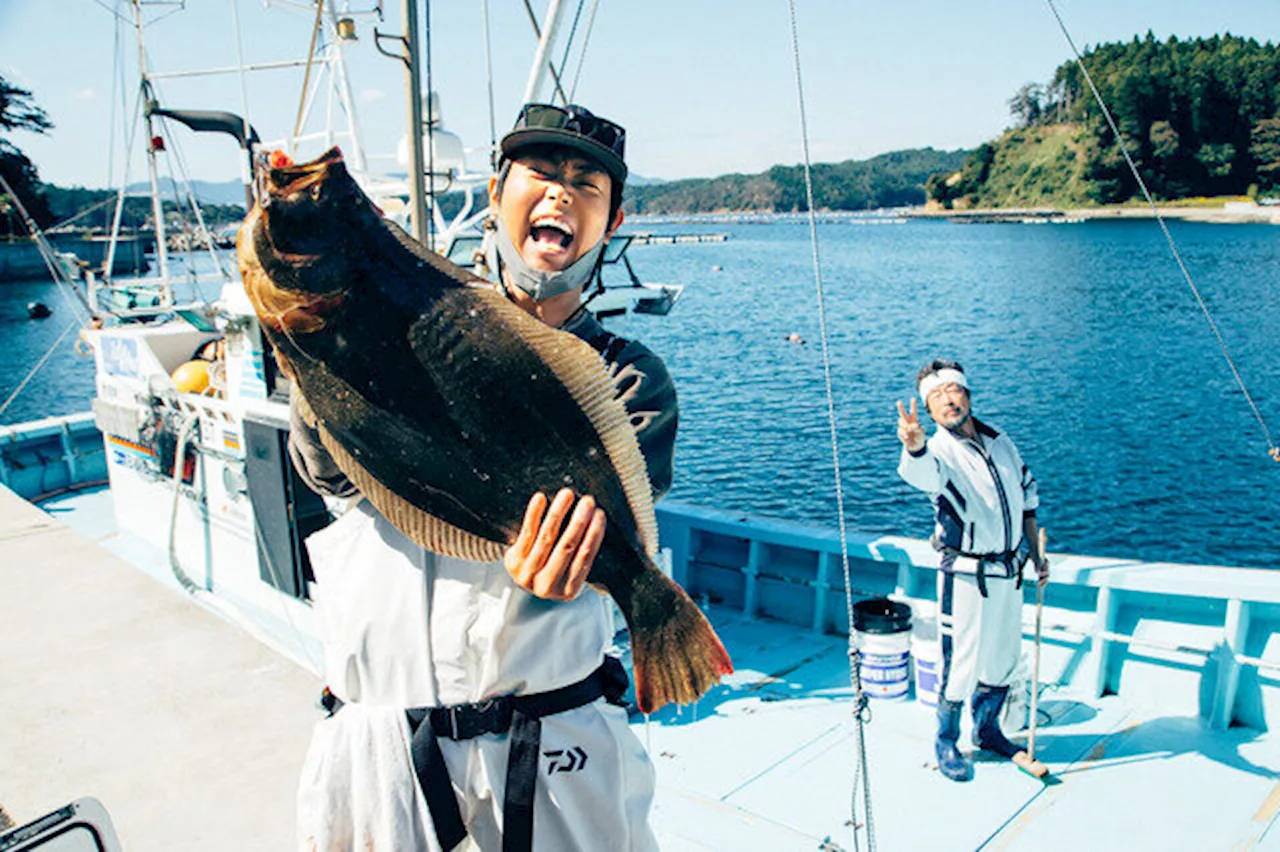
[238,148,731,712]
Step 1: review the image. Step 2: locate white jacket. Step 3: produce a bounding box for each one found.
[897,418,1039,573]
[296,502,658,851]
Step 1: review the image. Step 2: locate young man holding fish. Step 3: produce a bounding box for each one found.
[285,105,679,851]
[895,360,1049,783]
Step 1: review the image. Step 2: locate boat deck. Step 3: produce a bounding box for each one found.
[2,484,1278,851]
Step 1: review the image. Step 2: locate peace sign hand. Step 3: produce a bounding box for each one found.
[896,398,926,453]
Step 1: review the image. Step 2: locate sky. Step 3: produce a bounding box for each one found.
[2,0,1279,190]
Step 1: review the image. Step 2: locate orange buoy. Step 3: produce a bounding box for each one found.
[171,360,211,394]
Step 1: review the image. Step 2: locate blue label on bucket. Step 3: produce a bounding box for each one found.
[863,665,910,683]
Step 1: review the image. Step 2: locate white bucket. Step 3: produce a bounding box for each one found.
[912,634,941,707]
[859,631,911,700]
[852,598,912,701]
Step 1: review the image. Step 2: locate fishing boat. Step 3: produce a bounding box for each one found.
[2,2,1278,851]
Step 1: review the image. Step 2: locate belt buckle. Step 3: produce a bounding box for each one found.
[447,705,463,740]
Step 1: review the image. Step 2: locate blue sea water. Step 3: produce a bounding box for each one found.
[2,218,1277,568]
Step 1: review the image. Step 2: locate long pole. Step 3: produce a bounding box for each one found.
[402,0,428,244]
[1029,528,1048,761]
[521,0,565,104]
[133,1,170,296]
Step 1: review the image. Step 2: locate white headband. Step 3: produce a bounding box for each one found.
[919,368,969,402]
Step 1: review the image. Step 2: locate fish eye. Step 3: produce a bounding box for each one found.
[309,184,323,201]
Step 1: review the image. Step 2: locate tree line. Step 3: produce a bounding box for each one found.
[625,149,969,215]
[932,33,1280,206]
[1,74,242,239]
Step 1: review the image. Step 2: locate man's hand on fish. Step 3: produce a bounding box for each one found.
[504,488,608,601]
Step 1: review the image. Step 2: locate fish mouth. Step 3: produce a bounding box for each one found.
[263,147,344,199]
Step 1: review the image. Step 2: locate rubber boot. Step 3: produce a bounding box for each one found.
[972,683,1022,758]
[935,698,974,782]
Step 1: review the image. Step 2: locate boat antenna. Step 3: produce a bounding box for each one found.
[784,2,877,849]
[481,0,498,169]
[1044,0,1279,463]
[424,0,437,251]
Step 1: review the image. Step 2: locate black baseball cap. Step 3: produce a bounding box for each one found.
[500,103,627,184]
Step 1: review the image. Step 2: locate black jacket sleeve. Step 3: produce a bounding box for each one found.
[287,391,358,499]
[606,339,678,501]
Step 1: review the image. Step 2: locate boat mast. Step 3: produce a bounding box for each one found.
[132,0,171,299]
[522,0,568,105]
[323,2,367,175]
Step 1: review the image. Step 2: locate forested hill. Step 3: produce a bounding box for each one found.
[624,148,969,215]
[929,34,1280,209]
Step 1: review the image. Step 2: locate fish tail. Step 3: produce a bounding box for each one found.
[618,568,733,714]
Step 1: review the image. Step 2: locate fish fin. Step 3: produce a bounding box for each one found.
[476,289,660,558]
[315,420,506,563]
[295,391,318,429]
[273,348,298,383]
[620,570,734,713]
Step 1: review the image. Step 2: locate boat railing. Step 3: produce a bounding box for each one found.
[657,499,1279,731]
[2,417,1273,731]
[0,413,108,502]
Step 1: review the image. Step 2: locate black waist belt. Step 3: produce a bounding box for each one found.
[327,657,628,852]
[940,548,1023,597]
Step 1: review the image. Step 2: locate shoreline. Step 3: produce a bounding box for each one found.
[905,203,1280,225]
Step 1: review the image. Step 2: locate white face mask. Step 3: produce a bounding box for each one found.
[489,216,605,302]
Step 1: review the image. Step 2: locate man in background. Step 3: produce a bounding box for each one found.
[895,359,1048,782]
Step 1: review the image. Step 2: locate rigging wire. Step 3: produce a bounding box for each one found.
[556,0,588,94]
[0,321,80,419]
[567,0,601,103]
[0,174,93,322]
[1044,0,1278,461]
[48,196,119,232]
[90,0,130,24]
[230,0,256,164]
[783,2,875,849]
[293,0,326,142]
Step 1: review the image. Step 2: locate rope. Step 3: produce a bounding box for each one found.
[0,320,79,419]
[783,2,874,849]
[48,195,117,232]
[1045,0,1278,460]
[0,173,93,321]
[166,409,325,677]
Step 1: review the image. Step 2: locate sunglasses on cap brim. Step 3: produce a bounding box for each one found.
[511,103,625,160]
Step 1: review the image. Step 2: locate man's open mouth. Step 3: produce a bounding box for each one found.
[529,218,574,250]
